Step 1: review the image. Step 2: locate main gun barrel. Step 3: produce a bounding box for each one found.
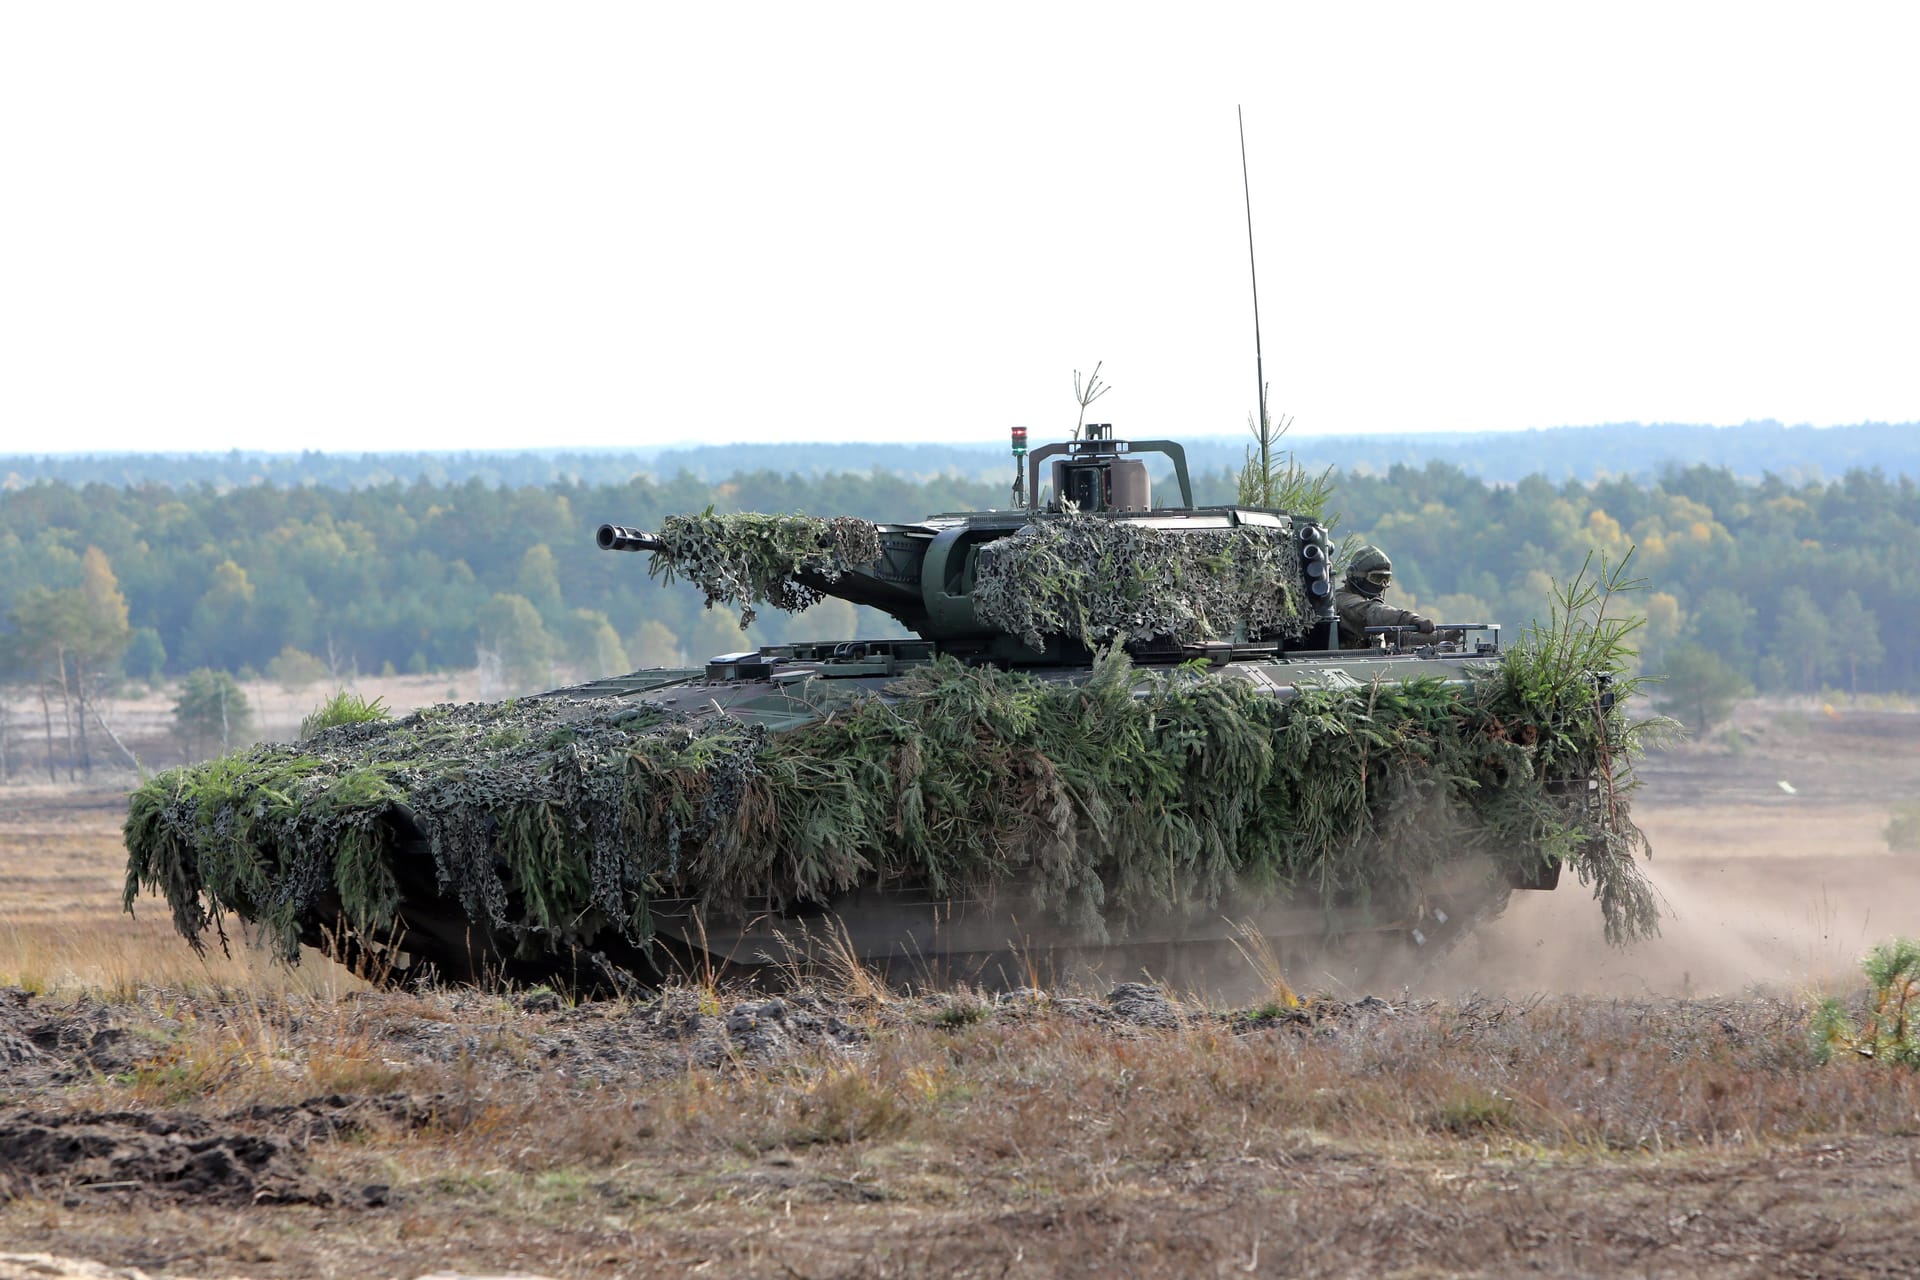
[597,524,663,553]
[596,515,935,636]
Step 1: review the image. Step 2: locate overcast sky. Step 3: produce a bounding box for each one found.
[4,3,1916,453]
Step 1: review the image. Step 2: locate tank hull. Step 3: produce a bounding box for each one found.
[295,641,1548,995]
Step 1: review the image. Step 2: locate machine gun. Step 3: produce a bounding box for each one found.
[1363,623,1501,655]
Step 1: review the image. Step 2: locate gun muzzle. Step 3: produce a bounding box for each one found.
[596,524,663,553]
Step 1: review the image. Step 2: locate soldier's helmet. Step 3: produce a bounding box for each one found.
[1346,545,1393,598]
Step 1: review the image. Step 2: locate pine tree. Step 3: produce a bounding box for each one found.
[173,668,253,761]
[1653,642,1751,732]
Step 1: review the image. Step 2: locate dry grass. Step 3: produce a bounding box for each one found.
[1227,916,1302,1012]
[0,916,368,1001]
[762,918,899,1007]
[34,973,1912,1162]
[110,992,420,1106]
[0,785,367,1000]
[8,975,1914,1277]
[618,993,1915,1161]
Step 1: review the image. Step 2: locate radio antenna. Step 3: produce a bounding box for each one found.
[1238,105,1268,438]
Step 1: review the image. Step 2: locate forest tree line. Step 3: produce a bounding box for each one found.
[2,456,1917,771]
[9,420,1920,492]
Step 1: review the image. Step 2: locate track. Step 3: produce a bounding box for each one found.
[300,812,1523,998]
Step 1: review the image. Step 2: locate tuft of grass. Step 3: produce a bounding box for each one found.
[300,689,390,740]
[667,912,729,1016]
[777,1063,914,1148]
[120,1038,248,1105]
[768,919,898,1006]
[933,999,991,1029]
[1227,918,1301,1011]
[818,919,895,1006]
[1432,1086,1518,1135]
[110,991,413,1106]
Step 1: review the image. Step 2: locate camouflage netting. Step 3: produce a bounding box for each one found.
[124,628,1661,983]
[972,512,1309,651]
[647,512,882,626]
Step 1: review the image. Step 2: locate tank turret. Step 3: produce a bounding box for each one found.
[598,426,1346,661]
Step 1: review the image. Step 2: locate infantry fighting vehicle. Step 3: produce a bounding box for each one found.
[126,425,1639,995]
[569,427,1530,984]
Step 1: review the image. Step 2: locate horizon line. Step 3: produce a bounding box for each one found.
[6,418,1917,461]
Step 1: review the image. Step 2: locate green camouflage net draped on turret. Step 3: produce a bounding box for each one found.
[646,512,883,626]
[124,610,1662,976]
[971,512,1310,651]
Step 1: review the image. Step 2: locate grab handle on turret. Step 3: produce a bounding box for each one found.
[597,524,664,553]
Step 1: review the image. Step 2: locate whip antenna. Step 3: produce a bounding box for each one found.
[1238,105,1268,436]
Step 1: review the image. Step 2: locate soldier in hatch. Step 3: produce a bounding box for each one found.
[1335,546,1458,649]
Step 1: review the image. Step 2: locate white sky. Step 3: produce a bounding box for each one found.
[4,3,1917,453]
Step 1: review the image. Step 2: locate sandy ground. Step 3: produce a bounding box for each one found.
[1425,704,1920,999]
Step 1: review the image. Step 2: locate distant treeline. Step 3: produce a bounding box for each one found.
[650,421,1920,488]
[7,420,1920,491]
[3,459,1919,751]
[0,449,669,493]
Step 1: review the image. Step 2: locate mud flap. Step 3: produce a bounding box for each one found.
[1505,857,1563,891]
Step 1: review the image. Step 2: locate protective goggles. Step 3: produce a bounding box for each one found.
[1362,569,1393,588]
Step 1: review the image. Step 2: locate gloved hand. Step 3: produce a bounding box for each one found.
[1415,617,1437,634]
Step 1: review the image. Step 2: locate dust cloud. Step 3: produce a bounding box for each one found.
[1416,854,1920,998]
[1413,713,1920,999]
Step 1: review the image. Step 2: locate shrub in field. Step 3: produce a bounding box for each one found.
[173,668,252,758]
[268,646,329,696]
[1883,804,1920,853]
[1815,937,1920,1066]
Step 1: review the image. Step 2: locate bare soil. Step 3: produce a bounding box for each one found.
[0,701,1917,1278]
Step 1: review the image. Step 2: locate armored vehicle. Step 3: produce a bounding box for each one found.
[124,425,1654,994]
